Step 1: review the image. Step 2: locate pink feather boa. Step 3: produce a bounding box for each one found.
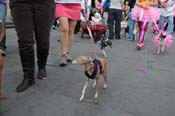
[153,33,173,48]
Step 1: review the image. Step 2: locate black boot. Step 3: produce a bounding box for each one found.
[17,45,35,92]
[37,49,48,80]
[38,68,47,80]
[16,78,35,92]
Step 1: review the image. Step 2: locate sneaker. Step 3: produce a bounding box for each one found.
[127,38,133,41]
[136,43,144,50]
[60,54,67,66]
[67,53,72,63]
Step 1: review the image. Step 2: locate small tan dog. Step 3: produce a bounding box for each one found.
[72,56,108,101]
[0,20,5,100]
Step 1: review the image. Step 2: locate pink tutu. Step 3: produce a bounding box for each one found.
[174,9,175,16]
[55,3,81,21]
[153,33,173,48]
[132,6,160,22]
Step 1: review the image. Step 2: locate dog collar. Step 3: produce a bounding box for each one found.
[84,59,102,79]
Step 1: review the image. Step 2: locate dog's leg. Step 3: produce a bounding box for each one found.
[103,74,107,89]
[161,45,165,53]
[103,63,107,89]
[157,46,160,54]
[102,49,107,58]
[92,80,96,88]
[80,79,89,102]
[94,77,99,99]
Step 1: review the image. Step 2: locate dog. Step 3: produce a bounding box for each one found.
[99,36,112,57]
[0,20,5,100]
[154,31,173,54]
[72,56,108,101]
[157,34,167,54]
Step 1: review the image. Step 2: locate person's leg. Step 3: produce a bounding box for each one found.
[108,9,115,39]
[0,3,7,51]
[114,9,122,39]
[137,20,148,47]
[74,20,80,33]
[33,2,54,79]
[59,17,69,66]
[10,3,35,92]
[159,16,166,31]
[128,11,135,40]
[67,19,77,62]
[167,15,174,35]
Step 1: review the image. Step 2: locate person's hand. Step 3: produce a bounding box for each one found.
[81,8,84,12]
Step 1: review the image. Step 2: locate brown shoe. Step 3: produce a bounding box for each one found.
[60,54,67,66]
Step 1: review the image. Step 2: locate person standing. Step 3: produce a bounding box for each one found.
[0,0,7,53]
[108,0,124,40]
[132,0,160,49]
[159,0,174,36]
[10,0,55,92]
[55,0,81,66]
[127,0,136,41]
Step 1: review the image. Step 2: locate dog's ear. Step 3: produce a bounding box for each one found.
[87,56,93,61]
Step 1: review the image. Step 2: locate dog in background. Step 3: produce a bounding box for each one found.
[99,36,112,57]
[72,56,108,102]
[0,20,5,100]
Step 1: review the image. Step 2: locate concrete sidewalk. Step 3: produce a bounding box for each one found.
[1,28,175,116]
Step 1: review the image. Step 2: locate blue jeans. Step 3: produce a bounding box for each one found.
[128,11,135,40]
[159,15,174,35]
[0,2,7,50]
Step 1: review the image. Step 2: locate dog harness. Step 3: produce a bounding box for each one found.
[84,59,102,79]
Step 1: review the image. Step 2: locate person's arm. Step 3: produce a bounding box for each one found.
[88,0,92,7]
[0,21,5,41]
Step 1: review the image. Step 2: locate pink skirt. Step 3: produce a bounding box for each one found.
[55,3,81,21]
[131,6,160,22]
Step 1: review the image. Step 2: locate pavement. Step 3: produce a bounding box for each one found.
[0,27,175,116]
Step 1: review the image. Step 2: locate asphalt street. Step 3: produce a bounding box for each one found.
[0,27,175,116]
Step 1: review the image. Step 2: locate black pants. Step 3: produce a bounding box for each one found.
[74,20,81,33]
[108,8,122,39]
[10,0,55,79]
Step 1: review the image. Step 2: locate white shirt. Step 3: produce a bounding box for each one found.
[109,0,124,10]
[160,0,175,17]
[55,0,81,3]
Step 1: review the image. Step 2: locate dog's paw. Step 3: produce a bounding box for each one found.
[94,93,98,99]
[157,50,160,54]
[103,83,107,89]
[79,96,84,102]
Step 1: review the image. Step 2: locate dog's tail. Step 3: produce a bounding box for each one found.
[165,35,173,48]
[0,21,5,42]
[153,33,173,48]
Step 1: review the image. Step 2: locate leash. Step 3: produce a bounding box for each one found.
[81,5,97,58]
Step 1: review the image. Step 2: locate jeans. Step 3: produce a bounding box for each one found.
[108,8,122,39]
[159,15,174,35]
[128,11,135,40]
[0,2,7,50]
